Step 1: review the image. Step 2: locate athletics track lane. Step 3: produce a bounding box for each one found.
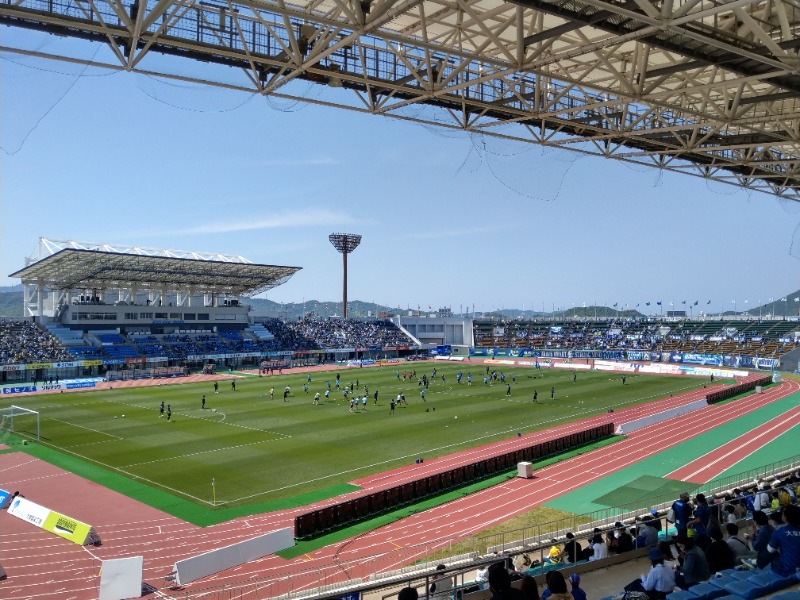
[665,401,800,484]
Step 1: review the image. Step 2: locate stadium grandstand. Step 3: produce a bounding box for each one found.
[2,236,800,383]
[1,238,420,384]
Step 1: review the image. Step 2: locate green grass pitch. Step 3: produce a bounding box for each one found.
[2,363,712,509]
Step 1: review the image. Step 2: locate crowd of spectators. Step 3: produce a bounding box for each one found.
[474,318,799,358]
[281,318,411,349]
[0,318,414,365]
[472,473,800,599]
[0,320,72,365]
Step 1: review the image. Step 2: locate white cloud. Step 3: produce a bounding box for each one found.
[140,208,361,236]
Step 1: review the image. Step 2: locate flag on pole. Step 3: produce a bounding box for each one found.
[707,300,711,304]
[646,302,650,306]
[656,301,662,306]
[694,301,699,306]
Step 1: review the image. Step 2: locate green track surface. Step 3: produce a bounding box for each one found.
[546,390,800,515]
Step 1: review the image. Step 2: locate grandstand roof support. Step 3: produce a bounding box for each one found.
[11,238,302,304]
[4,0,800,197]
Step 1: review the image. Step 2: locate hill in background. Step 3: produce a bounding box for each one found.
[1,289,798,320]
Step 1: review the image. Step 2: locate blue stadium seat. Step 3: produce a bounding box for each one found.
[728,570,755,581]
[688,582,729,600]
[667,591,700,600]
[770,592,800,600]
[723,579,767,600]
[746,569,793,592]
[716,570,740,578]
[709,576,738,590]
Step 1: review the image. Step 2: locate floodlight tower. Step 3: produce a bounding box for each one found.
[328,233,362,318]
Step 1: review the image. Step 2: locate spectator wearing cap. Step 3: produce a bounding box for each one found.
[624,547,675,600]
[567,574,586,600]
[670,492,693,538]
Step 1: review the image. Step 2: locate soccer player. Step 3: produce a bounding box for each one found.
[314,392,320,405]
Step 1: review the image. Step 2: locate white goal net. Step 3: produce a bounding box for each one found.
[0,405,40,442]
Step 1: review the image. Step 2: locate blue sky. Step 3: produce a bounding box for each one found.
[2,34,800,316]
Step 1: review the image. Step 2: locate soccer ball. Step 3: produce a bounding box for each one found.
[454,416,458,419]
[122,415,126,418]
[114,416,118,419]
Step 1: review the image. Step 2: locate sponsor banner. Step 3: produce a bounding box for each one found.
[51,361,80,369]
[66,381,97,389]
[9,496,50,528]
[638,363,684,375]
[9,496,97,545]
[102,359,125,366]
[682,353,723,366]
[146,357,169,363]
[2,386,37,394]
[82,360,103,367]
[680,366,742,378]
[625,351,662,362]
[0,364,24,372]
[595,360,639,373]
[0,489,10,509]
[125,357,146,365]
[517,359,552,368]
[42,511,95,545]
[25,362,53,370]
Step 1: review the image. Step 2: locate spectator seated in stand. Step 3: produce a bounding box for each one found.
[0,320,73,364]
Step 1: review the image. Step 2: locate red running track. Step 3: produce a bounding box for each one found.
[665,401,800,484]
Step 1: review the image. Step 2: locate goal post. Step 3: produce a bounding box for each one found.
[0,405,40,441]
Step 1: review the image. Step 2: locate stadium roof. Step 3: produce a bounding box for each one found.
[10,238,301,296]
[3,0,800,198]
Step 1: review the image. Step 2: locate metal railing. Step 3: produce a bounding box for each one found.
[165,455,800,600]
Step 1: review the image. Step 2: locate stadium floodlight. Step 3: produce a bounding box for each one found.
[0,405,40,441]
[328,233,362,319]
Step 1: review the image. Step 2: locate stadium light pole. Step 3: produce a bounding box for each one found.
[329,233,362,319]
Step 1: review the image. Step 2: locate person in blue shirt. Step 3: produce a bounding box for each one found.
[768,504,800,577]
[750,510,774,568]
[689,493,711,549]
[567,574,586,600]
[670,492,694,537]
[624,547,675,599]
